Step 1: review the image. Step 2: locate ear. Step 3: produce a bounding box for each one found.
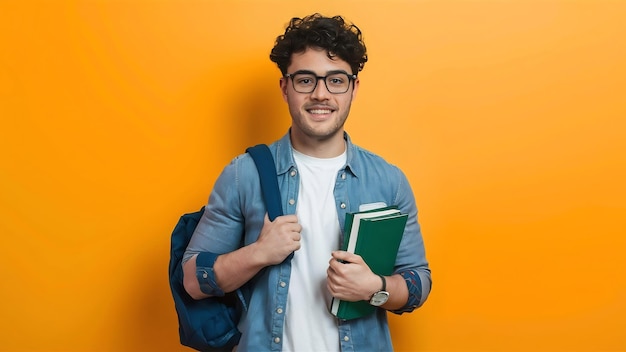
[280,77,289,102]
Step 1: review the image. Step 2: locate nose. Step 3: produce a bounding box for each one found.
[310,78,331,100]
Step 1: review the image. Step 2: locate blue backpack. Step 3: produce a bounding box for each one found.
[168,144,283,351]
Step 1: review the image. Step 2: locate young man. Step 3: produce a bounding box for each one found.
[182,14,431,352]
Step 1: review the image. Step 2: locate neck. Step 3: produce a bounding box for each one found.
[290,130,346,158]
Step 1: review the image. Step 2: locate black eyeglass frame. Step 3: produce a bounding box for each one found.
[283,70,357,94]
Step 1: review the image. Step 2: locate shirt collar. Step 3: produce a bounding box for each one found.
[273,129,359,178]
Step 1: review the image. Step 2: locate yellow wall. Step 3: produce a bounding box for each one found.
[1,1,625,351]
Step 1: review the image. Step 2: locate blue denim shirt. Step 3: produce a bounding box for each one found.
[184,131,431,352]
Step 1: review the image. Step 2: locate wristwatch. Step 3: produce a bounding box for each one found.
[369,274,389,306]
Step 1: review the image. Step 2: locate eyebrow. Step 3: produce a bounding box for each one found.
[291,69,350,76]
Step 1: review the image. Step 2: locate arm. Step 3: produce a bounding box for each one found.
[326,165,431,311]
[390,170,432,312]
[183,213,302,300]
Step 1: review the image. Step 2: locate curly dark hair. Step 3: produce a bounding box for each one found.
[269,14,368,75]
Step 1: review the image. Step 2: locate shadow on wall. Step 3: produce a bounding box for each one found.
[224,64,289,156]
[112,66,287,351]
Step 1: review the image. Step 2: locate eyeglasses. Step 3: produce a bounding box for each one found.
[284,70,357,94]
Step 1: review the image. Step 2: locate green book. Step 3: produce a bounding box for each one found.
[329,206,408,320]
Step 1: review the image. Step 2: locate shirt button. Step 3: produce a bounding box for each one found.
[289,199,295,205]
[280,281,286,288]
[276,308,283,314]
[274,337,281,344]
[341,173,346,179]
[340,203,346,209]
[290,170,297,177]
[202,271,208,279]
[343,336,350,341]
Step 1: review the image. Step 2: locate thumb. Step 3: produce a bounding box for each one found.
[264,213,272,225]
[332,250,359,263]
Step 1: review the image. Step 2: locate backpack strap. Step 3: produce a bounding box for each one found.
[246,144,283,221]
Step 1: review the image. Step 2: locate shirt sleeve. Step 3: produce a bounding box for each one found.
[181,156,248,295]
[390,167,432,314]
[183,157,247,258]
[391,269,431,314]
[193,251,226,296]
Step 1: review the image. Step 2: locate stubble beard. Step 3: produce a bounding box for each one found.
[297,112,349,142]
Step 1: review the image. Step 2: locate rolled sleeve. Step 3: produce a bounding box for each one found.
[195,252,225,297]
[392,270,423,314]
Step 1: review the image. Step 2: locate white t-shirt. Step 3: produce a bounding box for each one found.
[282,148,347,352]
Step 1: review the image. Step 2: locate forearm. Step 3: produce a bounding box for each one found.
[182,242,268,299]
[213,242,268,292]
[381,274,409,311]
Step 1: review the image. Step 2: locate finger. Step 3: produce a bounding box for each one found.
[326,269,337,288]
[285,222,302,234]
[326,280,335,296]
[276,214,299,224]
[328,256,349,276]
[332,250,360,263]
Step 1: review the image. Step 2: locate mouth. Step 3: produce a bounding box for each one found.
[306,107,335,117]
[308,109,333,114]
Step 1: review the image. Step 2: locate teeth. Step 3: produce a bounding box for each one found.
[309,109,332,114]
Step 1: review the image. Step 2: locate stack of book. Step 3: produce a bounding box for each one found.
[329,206,408,320]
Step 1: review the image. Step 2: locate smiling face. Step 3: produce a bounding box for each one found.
[280,47,359,156]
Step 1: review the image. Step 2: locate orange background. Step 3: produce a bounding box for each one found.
[1,1,625,351]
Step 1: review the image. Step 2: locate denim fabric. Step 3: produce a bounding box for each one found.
[184,131,431,352]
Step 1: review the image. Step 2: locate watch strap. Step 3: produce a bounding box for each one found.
[378,274,386,291]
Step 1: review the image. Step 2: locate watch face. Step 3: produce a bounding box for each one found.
[370,291,389,306]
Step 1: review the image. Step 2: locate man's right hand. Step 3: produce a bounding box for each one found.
[254,213,301,265]
[184,213,301,298]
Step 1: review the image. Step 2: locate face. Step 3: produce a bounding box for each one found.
[280,47,359,147]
